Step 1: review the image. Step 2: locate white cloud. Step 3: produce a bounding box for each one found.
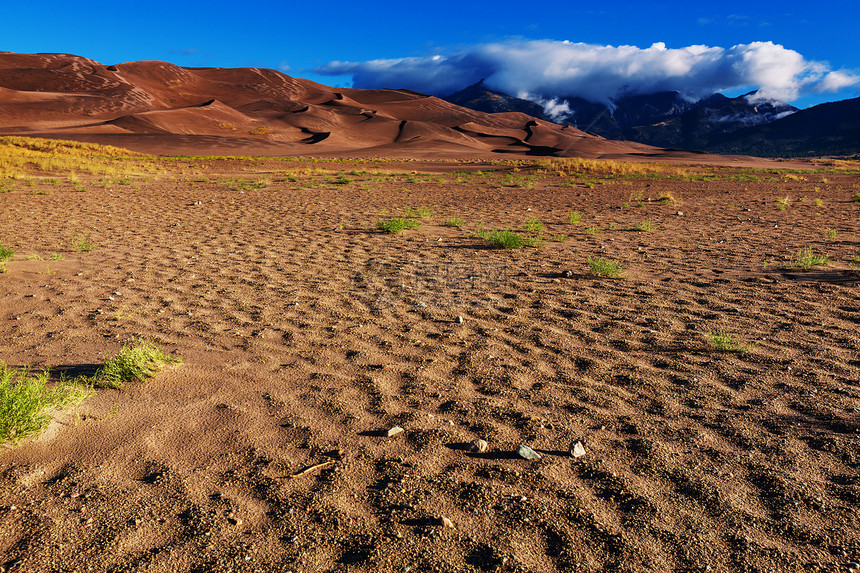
[815,70,860,93]
[314,40,859,107]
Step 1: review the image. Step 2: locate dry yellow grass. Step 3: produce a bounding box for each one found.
[536,157,691,177]
[0,136,161,179]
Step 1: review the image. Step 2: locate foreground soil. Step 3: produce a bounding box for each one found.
[1,156,859,572]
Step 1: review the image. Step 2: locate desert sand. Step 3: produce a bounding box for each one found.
[0,52,859,573]
[0,151,858,572]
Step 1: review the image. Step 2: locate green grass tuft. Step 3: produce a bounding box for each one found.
[0,363,93,446]
[483,229,524,249]
[72,233,93,252]
[631,219,656,232]
[0,242,14,262]
[706,330,750,353]
[443,217,464,229]
[405,205,432,219]
[523,216,545,234]
[791,247,829,269]
[567,211,582,225]
[587,257,623,278]
[92,339,182,390]
[376,218,421,233]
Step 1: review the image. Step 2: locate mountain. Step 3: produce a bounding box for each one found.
[442,83,805,155]
[444,80,551,121]
[0,51,672,159]
[702,96,860,157]
[621,92,798,150]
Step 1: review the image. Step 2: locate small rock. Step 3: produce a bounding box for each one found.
[563,270,573,278]
[516,445,541,460]
[440,516,455,529]
[454,316,464,324]
[570,441,586,458]
[468,439,489,453]
[676,211,683,216]
[386,426,404,437]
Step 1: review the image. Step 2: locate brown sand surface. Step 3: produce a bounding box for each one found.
[1,154,859,572]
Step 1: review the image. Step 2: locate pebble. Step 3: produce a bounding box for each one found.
[386,426,404,438]
[570,441,587,458]
[454,316,464,324]
[516,445,541,460]
[468,439,489,453]
[440,516,455,529]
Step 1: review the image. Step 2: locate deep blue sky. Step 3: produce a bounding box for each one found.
[2,1,858,108]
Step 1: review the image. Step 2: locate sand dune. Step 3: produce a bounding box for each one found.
[0,51,701,160]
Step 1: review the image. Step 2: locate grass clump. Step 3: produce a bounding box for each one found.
[657,191,677,204]
[443,217,464,229]
[791,247,830,269]
[851,192,860,203]
[706,330,750,353]
[0,242,14,262]
[405,205,432,219]
[376,218,421,233]
[631,219,656,232]
[0,363,93,446]
[92,339,182,390]
[72,233,93,252]
[483,229,524,249]
[567,211,582,225]
[523,216,545,234]
[587,257,624,278]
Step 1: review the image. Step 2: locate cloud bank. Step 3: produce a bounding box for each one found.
[314,40,859,106]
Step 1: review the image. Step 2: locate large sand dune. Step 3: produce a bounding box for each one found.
[1,52,675,159]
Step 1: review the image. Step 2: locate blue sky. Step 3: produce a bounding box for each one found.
[2,1,858,109]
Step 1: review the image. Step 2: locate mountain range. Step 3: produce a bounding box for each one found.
[444,81,860,157]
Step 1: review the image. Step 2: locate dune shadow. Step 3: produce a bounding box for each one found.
[358,429,392,437]
[535,449,571,457]
[402,517,441,528]
[773,268,859,286]
[49,363,103,380]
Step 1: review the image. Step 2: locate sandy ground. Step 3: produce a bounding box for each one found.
[1,157,859,572]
